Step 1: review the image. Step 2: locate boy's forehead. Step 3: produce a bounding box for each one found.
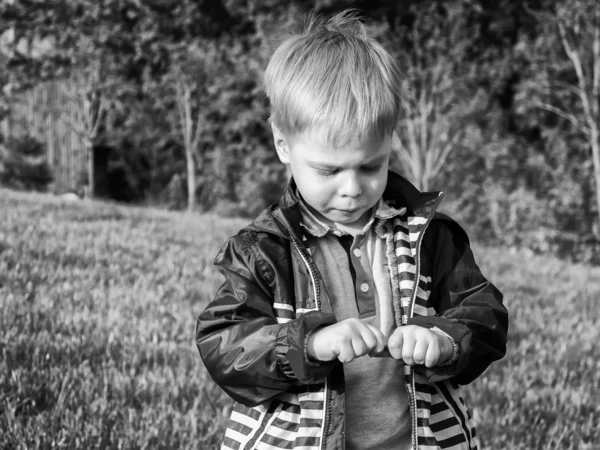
[296,127,390,150]
[294,128,392,163]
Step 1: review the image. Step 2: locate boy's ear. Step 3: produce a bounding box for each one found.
[271,124,291,165]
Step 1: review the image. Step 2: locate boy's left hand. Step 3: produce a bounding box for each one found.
[387,325,454,368]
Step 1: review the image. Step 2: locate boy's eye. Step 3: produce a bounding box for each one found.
[362,164,383,173]
[316,169,338,177]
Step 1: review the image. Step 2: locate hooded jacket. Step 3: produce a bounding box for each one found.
[196,172,508,450]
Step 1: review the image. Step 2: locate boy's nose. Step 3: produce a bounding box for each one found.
[339,173,362,197]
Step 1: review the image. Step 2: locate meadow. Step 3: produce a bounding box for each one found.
[0,188,598,449]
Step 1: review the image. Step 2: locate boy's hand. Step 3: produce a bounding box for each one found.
[387,325,454,368]
[307,318,386,363]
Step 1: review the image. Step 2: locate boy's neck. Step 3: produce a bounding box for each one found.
[330,216,370,237]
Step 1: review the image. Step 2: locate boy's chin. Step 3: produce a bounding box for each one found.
[326,208,371,227]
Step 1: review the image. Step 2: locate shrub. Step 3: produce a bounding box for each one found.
[0,135,53,192]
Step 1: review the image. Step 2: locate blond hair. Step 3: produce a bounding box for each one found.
[264,9,402,146]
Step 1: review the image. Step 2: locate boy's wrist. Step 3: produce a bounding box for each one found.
[430,326,460,366]
[305,326,324,363]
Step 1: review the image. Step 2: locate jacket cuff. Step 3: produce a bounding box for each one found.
[304,328,322,368]
[275,311,337,383]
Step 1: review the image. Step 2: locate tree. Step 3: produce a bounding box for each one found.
[150,41,223,212]
[525,0,600,237]
[168,44,207,211]
[59,36,117,198]
[379,2,481,191]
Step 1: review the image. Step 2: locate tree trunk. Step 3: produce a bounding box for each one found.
[421,164,429,192]
[186,145,196,211]
[85,137,94,198]
[412,147,424,191]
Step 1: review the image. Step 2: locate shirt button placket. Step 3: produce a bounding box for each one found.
[360,282,369,293]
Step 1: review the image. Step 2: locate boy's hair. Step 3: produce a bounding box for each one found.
[264,9,403,146]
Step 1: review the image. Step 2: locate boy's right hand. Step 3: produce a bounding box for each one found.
[306,318,386,363]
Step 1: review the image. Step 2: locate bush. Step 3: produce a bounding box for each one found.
[0,135,53,192]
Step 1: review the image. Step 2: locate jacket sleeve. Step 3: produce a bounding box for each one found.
[408,217,509,385]
[196,231,337,406]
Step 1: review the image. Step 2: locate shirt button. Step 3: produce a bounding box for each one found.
[353,248,362,257]
[360,283,369,293]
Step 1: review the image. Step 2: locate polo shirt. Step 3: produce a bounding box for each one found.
[299,198,412,450]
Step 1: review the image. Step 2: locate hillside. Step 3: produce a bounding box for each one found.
[1,188,598,449]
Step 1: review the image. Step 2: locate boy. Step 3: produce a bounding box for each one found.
[196,10,508,450]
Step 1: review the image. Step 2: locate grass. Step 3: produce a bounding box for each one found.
[466,246,600,449]
[0,188,598,449]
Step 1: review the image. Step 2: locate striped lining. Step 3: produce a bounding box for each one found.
[394,214,477,450]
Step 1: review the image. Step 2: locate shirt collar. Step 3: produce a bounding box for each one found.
[299,197,407,238]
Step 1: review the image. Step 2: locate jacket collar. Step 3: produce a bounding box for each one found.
[247,171,442,241]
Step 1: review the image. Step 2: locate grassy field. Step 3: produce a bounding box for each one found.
[0,188,598,449]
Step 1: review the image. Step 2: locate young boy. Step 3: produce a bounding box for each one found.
[196,10,508,450]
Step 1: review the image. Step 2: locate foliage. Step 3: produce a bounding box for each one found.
[2,0,600,260]
[0,135,53,192]
[0,190,599,449]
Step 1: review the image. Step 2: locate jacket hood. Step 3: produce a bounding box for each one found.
[244,171,442,241]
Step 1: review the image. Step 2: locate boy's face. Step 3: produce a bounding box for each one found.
[273,126,391,229]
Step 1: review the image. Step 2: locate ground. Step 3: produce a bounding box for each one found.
[0,188,598,449]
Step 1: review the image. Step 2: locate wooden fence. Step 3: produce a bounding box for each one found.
[0,80,88,194]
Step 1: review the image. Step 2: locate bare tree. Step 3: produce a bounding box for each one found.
[528,0,600,235]
[172,61,205,212]
[161,42,218,211]
[390,3,479,191]
[60,62,111,198]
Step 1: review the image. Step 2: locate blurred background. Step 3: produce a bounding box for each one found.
[1,0,600,263]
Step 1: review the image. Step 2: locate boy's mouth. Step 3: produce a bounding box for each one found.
[338,207,362,214]
[339,208,362,215]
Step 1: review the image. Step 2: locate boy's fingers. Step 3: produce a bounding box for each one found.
[338,340,355,363]
[357,325,376,353]
[424,343,440,368]
[354,323,384,356]
[401,333,417,366]
[413,338,429,366]
[387,328,404,360]
[351,335,367,357]
[365,324,386,353]
[334,320,387,362]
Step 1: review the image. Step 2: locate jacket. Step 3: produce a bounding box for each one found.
[196,171,509,450]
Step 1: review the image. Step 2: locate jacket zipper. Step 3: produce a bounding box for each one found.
[290,237,331,450]
[407,193,444,450]
[322,379,332,450]
[290,237,322,311]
